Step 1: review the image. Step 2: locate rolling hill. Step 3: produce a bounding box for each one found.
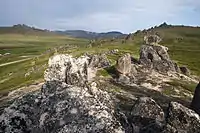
[103,22,200,75]
[0,24,57,36]
[0,25,127,39]
[0,22,200,98]
[55,30,127,39]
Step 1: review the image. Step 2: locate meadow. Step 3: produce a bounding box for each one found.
[0,25,200,98]
[0,34,88,97]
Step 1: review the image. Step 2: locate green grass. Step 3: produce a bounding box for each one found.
[165,79,197,93]
[125,26,200,76]
[0,25,200,97]
[0,34,89,96]
[97,65,116,77]
[162,79,197,100]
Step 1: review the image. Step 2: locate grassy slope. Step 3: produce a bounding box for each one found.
[0,25,199,98]
[0,34,88,96]
[132,26,200,76]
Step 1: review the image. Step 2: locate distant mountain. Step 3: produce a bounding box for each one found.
[0,24,127,39]
[55,30,127,39]
[0,24,56,36]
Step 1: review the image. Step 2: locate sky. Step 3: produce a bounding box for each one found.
[0,0,200,33]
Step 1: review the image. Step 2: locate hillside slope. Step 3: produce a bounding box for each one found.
[111,24,200,76]
[0,24,56,36]
[56,30,127,39]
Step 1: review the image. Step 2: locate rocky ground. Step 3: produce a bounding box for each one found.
[0,35,200,133]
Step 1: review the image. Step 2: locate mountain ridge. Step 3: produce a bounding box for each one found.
[0,24,127,39]
[55,30,127,39]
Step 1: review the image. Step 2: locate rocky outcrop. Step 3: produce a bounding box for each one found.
[191,82,200,115]
[115,54,137,84]
[144,35,162,45]
[88,54,110,68]
[163,102,200,133]
[129,98,200,133]
[131,97,165,122]
[0,81,125,133]
[130,97,165,132]
[0,53,199,133]
[0,54,124,133]
[44,54,110,87]
[116,54,132,75]
[44,54,95,86]
[139,34,180,74]
[139,43,178,73]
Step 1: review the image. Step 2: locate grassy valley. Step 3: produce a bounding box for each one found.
[0,24,200,100]
[0,33,88,97]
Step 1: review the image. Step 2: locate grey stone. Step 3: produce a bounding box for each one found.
[88,54,110,68]
[139,44,178,73]
[118,74,131,84]
[180,66,191,76]
[116,54,132,75]
[44,54,96,86]
[0,81,124,133]
[163,102,200,133]
[131,97,165,122]
[130,97,165,132]
[144,35,162,45]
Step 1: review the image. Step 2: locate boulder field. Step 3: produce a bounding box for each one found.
[0,35,200,133]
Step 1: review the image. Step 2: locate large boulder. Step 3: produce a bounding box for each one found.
[88,54,110,68]
[163,102,200,133]
[144,35,162,45]
[0,54,125,133]
[139,44,178,73]
[116,54,132,75]
[130,97,165,132]
[0,83,124,133]
[44,54,96,86]
[190,82,200,115]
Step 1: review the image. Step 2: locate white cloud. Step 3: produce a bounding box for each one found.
[0,0,199,32]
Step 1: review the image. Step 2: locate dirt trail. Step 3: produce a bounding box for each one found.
[0,58,32,67]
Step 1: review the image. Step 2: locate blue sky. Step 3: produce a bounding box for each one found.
[0,0,199,33]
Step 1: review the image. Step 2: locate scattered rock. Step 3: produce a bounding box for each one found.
[139,44,178,73]
[180,66,191,76]
[0,81,125,133]
[116,54,132,75]
[144,35,162,45]
[117,75,131,84]
[88,54,110,68]
[163,102,200,133]
[4,53,11,56]
[124,34,132,42]
[130,97,165,132]
[44,54,96,86]
[191,82,200,115]
[110,49,119,54]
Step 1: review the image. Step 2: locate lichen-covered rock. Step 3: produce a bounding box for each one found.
[130,97,165,132]
[0,81,124,133]
[139,44,178,73]
[131,97,165,121]
[144,35,162,45]
[116,54,132,75]
[191,82,200,115]
[88,54,110,68]
[44,54,95,86]
[117,75,131,84]
[163,102,200,133]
